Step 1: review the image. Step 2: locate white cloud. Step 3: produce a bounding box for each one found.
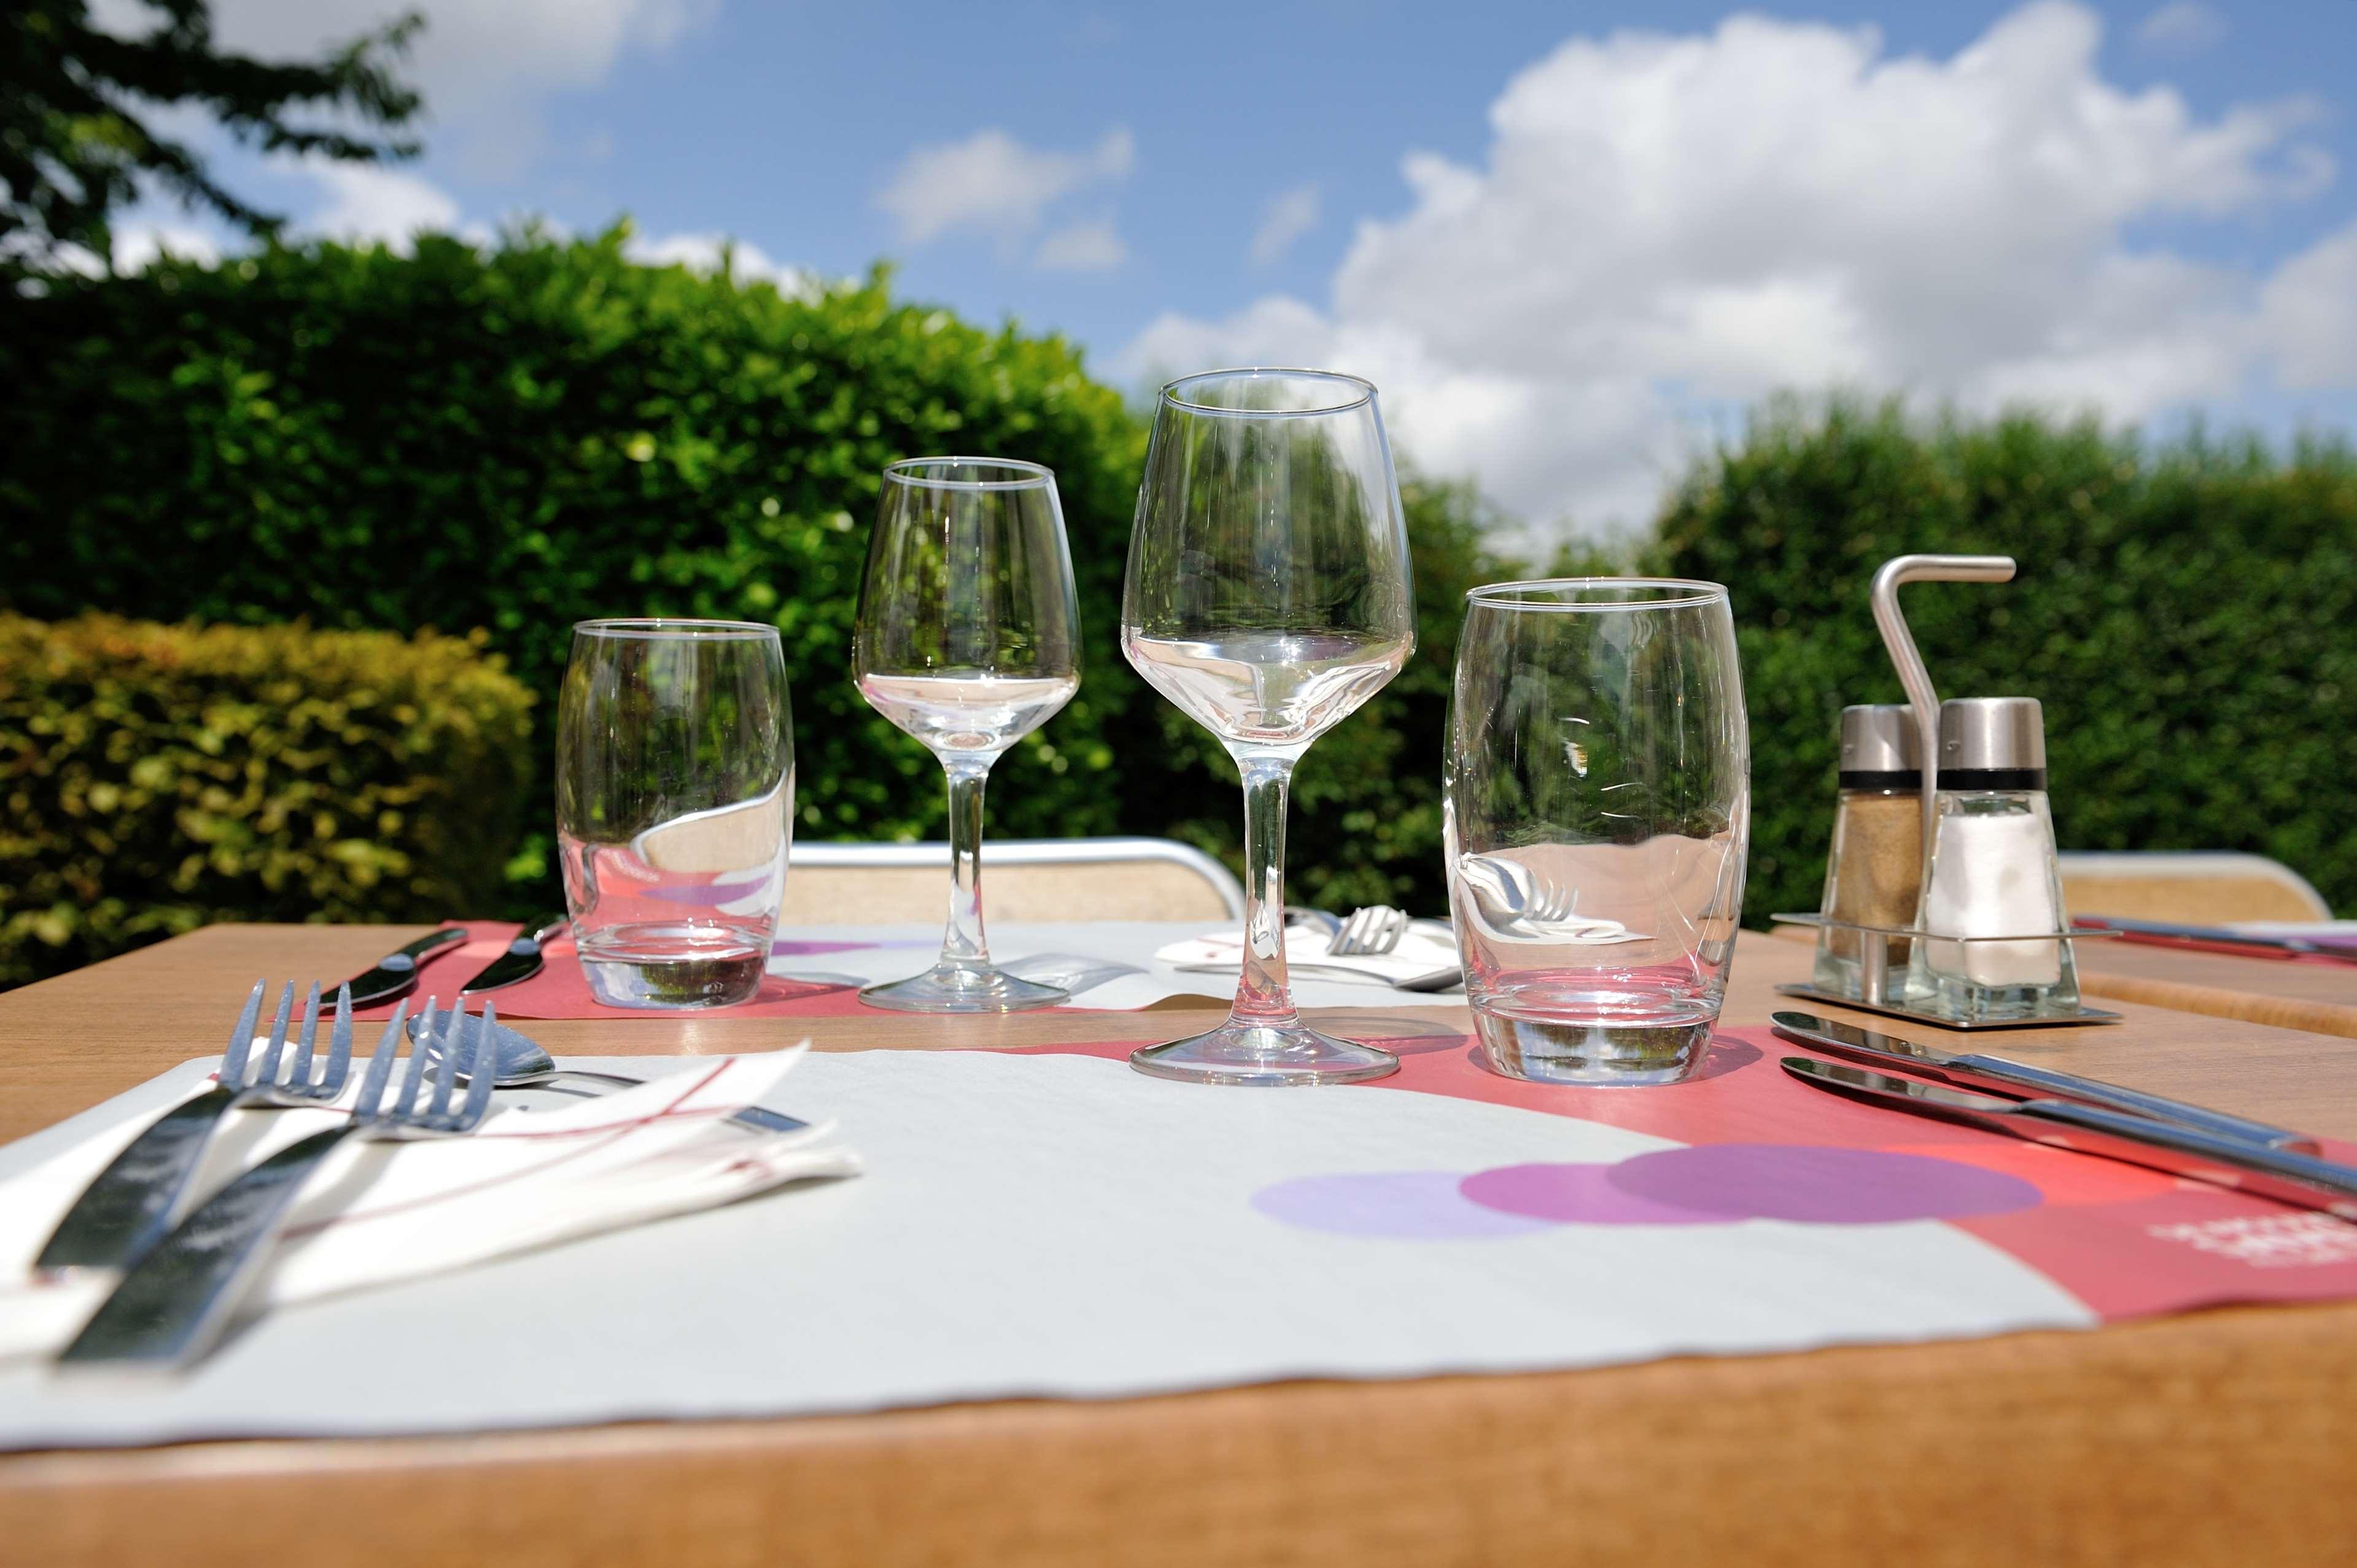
[2259,220,2357,390]
[623,230,814,294]
[1035,217,1128,273]
[2136,2,2226,53]
[109,222,224,271]
[1122,2,2348,539]
[289,159,464,250]
[876,126,1134,253]
[1249,184,1321,266]
[150,1,716,182]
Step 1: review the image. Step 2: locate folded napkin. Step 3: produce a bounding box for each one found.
[1155,922,1461,988]
[0,1047,860,1363]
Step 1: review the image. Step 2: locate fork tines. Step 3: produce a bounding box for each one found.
[351,996,499,1135]
[224,979,355,1103]
[1330,904,1411,957]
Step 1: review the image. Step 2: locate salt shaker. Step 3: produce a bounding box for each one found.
[1812,705,1922,1003]
[1908,697,2079,1021]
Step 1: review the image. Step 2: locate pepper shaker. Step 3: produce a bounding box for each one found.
[1812,705,1922,1004]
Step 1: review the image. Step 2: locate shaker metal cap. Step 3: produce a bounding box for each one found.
[1838,704,1920,782]
[1938,696,2046,782]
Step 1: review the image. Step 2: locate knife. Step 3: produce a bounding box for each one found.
[460,915,566,995]
[1769,1010,2319,1154]
[1780,1056,2357,1222]
[2071,915,2357,963]
[341,927,468,1007]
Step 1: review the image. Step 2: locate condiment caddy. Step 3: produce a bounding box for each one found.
[1773,553,2119,1029]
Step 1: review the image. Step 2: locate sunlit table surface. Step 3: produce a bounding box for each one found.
[3,924,2356,1566]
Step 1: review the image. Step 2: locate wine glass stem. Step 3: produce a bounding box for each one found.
[940,758,993,969]
[1232,751,1300,1028]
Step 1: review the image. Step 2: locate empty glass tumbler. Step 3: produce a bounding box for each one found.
[556,619,794,1009]
[1445,581,1749,1084]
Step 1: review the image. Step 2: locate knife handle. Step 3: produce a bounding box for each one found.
[1960,1055,2320,1154]
[2016,1100,2357,1221]
[36,1084,241,1273]
[400,927,469,963]
[58,1125,356,1369]
[546,1069,810,1135]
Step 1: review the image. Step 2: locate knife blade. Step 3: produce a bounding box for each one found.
[1779,1055,2357,1222]
[341,927,468,1008]
[1769,1010,2319,1154]
[460,915,566,995]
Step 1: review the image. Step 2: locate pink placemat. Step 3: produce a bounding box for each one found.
[354,922,1173,1020]
[352,922,874,1019]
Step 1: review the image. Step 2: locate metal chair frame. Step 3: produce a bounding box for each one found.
[791,836,1246,920]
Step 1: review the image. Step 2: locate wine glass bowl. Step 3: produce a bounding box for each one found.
[1121,368,1415,1085]
[853,457,1082,1013]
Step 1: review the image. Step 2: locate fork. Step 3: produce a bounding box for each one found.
[1329,905,1411,957]
[58,996,497,1370]
[1456,855,1588,926]
[37,980,354,1274]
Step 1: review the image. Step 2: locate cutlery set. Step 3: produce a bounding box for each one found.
[62,998,500,1368]
[2069,915,2357,964]
[340,915,567,1008]
[39,989,502,1368]
[1773,1011,2357,1221]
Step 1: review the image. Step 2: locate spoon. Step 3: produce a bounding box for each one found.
[409,1009,810,1135]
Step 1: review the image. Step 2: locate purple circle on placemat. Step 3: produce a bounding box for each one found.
[1253,1172,1559,1240]
[1459,1163,1728,1225]
[1606,1143,2044,1223]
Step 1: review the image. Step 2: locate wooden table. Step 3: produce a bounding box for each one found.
[6,925,2357,1566]
[2075,939,2357,1039]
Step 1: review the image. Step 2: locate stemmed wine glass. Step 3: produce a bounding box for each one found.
[853,457,1082,1012]
[1122,369,1415,1084]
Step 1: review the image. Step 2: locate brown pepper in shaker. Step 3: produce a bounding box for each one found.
[1814,704,1922,1001]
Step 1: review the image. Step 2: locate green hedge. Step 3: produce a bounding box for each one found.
[0,230,1510,922]
[0,615,534,985]
[1650,400,2357,922]
[0,230,1149,874]
[15,237,2339,945]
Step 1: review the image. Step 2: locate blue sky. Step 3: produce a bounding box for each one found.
[104,0,2357,538]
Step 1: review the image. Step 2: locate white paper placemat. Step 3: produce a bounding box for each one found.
[0,1047,2089,1452]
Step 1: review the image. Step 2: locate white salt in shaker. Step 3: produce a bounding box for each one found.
[1907,697,2081,1022]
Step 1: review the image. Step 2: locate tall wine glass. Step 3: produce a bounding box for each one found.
[853,457,1082,1012]
[1122,368,1415,1084]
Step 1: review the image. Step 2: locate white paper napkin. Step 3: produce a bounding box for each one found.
[1155,922,1461,988]
[0,1047,860,1362]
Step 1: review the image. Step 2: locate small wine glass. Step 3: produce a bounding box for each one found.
[1121,368,1415,1084]
[853,457,1082,1012]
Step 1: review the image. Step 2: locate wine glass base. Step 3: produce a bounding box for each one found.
[1130,1020,1398,1086]
[859,963,1068,1014]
